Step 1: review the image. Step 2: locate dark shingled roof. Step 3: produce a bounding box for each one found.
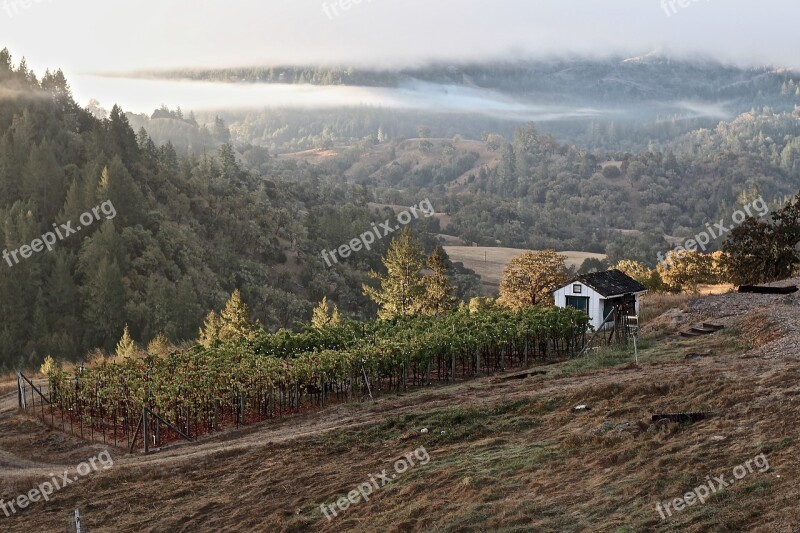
[559,269,648,297]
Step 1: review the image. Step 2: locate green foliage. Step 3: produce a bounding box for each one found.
[363,228,429,319]
[723,193,800,284]
[601,165,622,179]
[578,257,609,274]
[46,306,591,426]
[4,47,800,375]
[656,251,727,291]
[422,247,458,315]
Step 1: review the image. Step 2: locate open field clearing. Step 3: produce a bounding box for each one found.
[1,283,799,532]
[444,246,607,294]
[367,202,452,230]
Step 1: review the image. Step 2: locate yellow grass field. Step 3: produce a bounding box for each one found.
[444,246,607,294]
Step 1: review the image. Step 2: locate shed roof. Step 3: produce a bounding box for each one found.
[556,269,648,298]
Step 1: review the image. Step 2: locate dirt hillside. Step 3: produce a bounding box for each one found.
[1,283,799,532]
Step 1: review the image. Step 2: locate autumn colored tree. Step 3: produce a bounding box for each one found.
[498,250,568,310]
[198,311,221,348]
[147,333,171,356]
[311,297,342,329]
[218,289,260,341]
[656,250,727,291]
[468,296,497,314]
[114,324,137,360]
[613,259,650,282]
[614,259,667,292]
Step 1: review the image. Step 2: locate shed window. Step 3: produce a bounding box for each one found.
[573,284,582,294]
[566,296,589,314]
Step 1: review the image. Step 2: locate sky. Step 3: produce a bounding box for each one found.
[0,0,797,111]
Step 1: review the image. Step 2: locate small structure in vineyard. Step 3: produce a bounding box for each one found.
[552,269,647,336]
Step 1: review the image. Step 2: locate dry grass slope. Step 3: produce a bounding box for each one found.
[1,284,799,532]
[444,246,607,295]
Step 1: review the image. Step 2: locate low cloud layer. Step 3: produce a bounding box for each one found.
[3,0,798,80]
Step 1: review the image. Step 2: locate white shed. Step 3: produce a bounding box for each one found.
[552,269,648,331]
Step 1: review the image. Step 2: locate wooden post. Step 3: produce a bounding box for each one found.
[17,371,23,409]
[143,407,150,455]
[67,509,83,533]
[361,365,373,400]
[524,339,529,367]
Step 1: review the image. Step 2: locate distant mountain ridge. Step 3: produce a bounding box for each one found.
[130,56,800,110]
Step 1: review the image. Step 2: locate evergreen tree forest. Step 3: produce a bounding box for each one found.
[0,50,482,371]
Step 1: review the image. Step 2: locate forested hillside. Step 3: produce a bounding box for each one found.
[274,114,800,262]
[3,45,800,372]
[0,50,479,371]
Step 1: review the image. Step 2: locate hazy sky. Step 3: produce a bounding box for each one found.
[1,0,797,113]
[1,0,797,76]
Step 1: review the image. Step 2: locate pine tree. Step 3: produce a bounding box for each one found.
[422,247,458,315]
[198,311,221,348]
[171,276,202,341]
[82,257,126,351]
[24,140,65,222]
[115,324,137,360]
[40,355,59,376]
[107,105,140,167]
[330,305,341,326]
[363,228,428,319]
[0,131,25,207]
[147,333,170,356]
[95,157,144,227]
[61,174,88,225]
[311,297,342,329]
[311,297,332,329]
[218,289,260,341]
